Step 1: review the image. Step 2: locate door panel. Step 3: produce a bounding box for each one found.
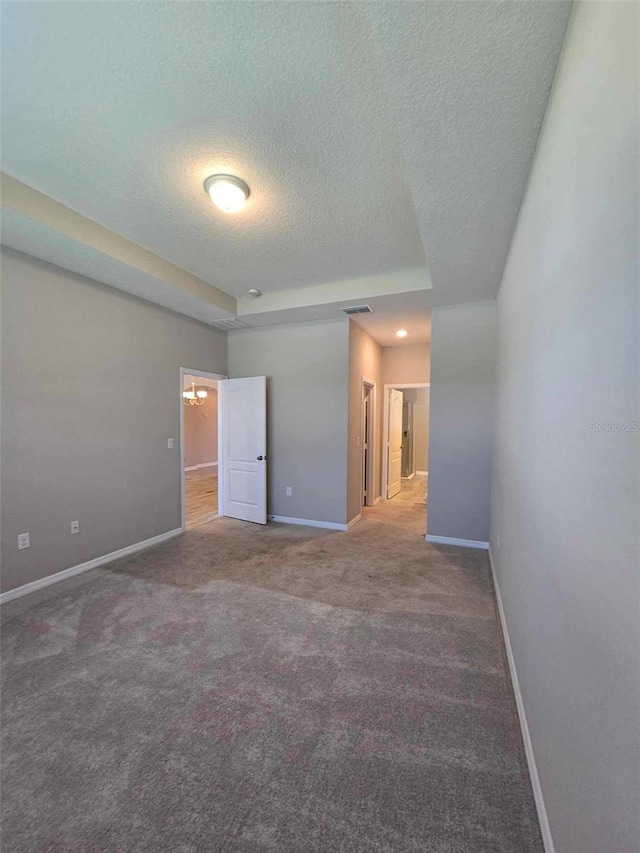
[220,377,267,524]
[387,389,403,498]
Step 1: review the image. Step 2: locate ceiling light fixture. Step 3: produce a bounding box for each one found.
[204,174,250,213]
[183,381,208,407]
[396,329,408,338]
[247,288,262,297]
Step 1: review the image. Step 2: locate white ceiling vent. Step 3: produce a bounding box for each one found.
[341,305,373,316]
[210,317,250,330]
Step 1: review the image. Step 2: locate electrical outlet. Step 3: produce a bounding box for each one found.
[70,520,80,535]
[496,534,501,549]
[167,438,174,449]
[17,532,30,550]
[286,486,292,496]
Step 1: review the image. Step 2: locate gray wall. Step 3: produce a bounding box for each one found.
[491,3,639,851]
[1,248,227,593]
[381,342,430,387]
[428,302,496,543]
[228,320,349,525]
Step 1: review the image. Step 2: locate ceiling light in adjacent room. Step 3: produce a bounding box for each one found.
[204,175,250,213]
[396,329,408,338]
[183,381,207,406]
[247,288,262,297]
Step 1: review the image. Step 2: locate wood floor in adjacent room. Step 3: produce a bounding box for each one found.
[185,467,218,529]
[0,500,542,852]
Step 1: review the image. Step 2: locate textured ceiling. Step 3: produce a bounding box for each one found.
[370,1,572,303]
[1,0,571,332]
[349,293,431,348]
[0,1,425,296]
[238,289,431,348]
[0,209,233,325]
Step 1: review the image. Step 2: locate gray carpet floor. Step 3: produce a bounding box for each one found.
[1,502,542,852]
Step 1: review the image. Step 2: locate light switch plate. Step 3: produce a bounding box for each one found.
[167,438,174,449]
[18,532,30,550]
[71,520,80,535]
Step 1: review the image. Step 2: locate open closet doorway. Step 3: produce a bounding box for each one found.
[180,368,226,529]
[382,383,430,505]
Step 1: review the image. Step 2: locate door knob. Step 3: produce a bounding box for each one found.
[257,455,266,461]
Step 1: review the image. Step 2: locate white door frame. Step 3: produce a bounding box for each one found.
[180,367,228,530]
[361,377,377,508]
[381,383,430,501]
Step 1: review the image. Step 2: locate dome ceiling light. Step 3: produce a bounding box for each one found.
[396,329,408,338]
[204,175,250,213]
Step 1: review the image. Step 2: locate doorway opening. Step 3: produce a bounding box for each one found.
[180,368,226,530]
[361,378,377,509]
[382,383,430,505]
[180,370,268,529]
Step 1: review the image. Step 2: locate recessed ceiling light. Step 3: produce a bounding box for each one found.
[396,329,408,338]
[204,174,250,213]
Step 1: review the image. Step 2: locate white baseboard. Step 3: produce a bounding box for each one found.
[488,547,555,853]
[426,534,489,550]
[269,515,350,531]
[185,462,218,472]
[374,496,382,505]
[347,513,362,530]
[402,473,416,480]
[416,470,428,476]
[0,528,183,605]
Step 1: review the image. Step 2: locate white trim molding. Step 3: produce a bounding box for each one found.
[0,528,183,605]
[347,513,362,530]
[415,470,428,476]
[488,547,555,853]
[269,515,351,532]
[426,534,489,550]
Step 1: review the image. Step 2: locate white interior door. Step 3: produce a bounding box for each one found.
[219,376,267,524]
[387,389,403,498]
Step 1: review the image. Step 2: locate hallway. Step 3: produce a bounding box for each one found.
[1,501,541,852]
